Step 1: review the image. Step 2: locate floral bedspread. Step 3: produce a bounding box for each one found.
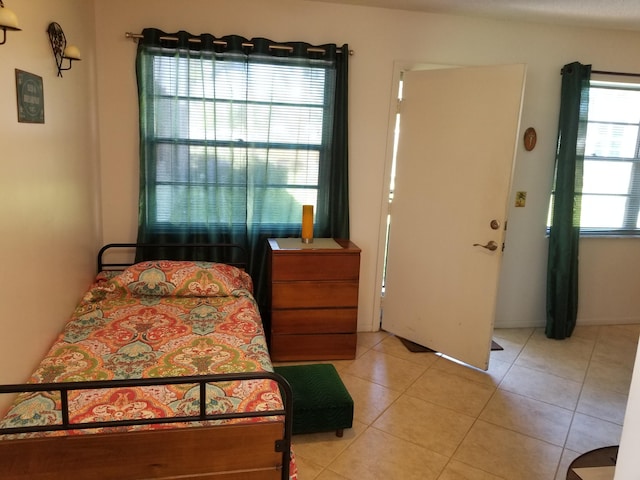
[0,260,297,478]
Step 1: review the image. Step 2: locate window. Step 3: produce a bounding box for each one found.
[581,82,640,234]
[141,50,334,232]
[553,80,640,235]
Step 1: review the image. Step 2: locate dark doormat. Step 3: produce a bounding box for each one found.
[399,337,503,352]
[399,337,435,352]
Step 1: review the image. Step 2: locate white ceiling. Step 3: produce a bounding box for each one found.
[307,0,640,31]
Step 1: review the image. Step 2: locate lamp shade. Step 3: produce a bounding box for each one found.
[0,5,21,31]
[63,45,81,60]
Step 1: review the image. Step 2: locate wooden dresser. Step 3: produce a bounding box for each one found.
[267,238,360,361]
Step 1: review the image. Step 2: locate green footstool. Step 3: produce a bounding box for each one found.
[274,364,354,437]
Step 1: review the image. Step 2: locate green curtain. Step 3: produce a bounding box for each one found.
[546,61,591,339]
[135,28,350,315]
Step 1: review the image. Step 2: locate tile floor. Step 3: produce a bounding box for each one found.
[277,324,640,480]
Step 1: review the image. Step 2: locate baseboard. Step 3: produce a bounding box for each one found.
[575,317,640,326]
[364,318,640,333]
[493,319,545,329]
[494,318,640,329]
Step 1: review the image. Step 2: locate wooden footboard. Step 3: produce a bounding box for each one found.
[1,422,286,479]
[0,372,293,480]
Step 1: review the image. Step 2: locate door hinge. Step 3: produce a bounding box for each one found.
[502,221,508,251]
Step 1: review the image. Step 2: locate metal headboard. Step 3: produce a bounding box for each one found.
[97,243,248,273]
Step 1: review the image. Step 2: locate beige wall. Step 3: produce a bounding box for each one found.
[2,1,639,405]
[0,0,640,428]
[0,0,100,408]
[95,0,640,332]
[0,0,640,409]
[0,0,636,453]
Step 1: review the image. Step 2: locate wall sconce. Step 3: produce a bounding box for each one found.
[0,0,21,45]
[47,22,81,77]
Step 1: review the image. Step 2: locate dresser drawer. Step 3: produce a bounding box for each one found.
[271,253,360,281]
[271,308,357,334]
[270,333,357,361]
[272,281,359,309]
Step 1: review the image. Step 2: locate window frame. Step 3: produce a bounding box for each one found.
[549,79,640,237]
[140,48,335,233]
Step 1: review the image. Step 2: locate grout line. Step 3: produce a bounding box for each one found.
[552,328,602,480]
[296,326,639,480]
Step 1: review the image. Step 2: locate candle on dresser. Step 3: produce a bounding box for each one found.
[301,205,314,244]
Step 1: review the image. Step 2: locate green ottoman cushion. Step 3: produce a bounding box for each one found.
[274,364,354,436]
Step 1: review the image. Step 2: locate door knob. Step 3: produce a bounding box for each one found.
[473,240,498,251]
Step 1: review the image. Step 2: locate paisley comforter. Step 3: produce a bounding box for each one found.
[0,260,285,435]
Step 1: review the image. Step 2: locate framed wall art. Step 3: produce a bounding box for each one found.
[15,69,45,124]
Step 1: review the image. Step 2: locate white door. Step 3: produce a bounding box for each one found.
[382,64,526,370]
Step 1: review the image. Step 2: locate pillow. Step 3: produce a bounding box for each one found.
[114,261,253,297]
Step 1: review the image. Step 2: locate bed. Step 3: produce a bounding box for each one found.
[0,243,296,480]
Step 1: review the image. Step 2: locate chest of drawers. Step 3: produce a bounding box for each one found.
[267,238,360,361]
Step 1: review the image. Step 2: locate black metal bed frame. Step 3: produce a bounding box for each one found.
[1,243,294,479]
[0,371,293,479]
[97,242,249,272]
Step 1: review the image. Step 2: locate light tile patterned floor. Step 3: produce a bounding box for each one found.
[278,324,640,480]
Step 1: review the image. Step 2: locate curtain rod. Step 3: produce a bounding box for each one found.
[592,69,640,78]
[124,32,353,55]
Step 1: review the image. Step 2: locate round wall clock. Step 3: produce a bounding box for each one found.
[524,127,537,151]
